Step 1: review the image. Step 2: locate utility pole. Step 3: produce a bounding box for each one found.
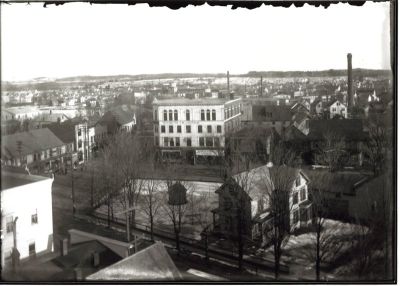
[71,163,76,216]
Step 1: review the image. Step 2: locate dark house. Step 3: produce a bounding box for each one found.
[304,169,387,222]
[96,106,136,134]
[212,178,252,239]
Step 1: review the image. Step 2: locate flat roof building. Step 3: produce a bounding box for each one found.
[153,97,243,164]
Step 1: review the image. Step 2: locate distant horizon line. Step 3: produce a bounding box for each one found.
[3,68,393,83]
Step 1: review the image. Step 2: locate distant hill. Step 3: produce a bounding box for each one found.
[1,69,392,91]
[244,69,392,78]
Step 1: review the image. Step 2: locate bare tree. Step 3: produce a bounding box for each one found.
[161,163,191,253]
[349,172,393,280]
[142,179,162,241]
[317,131,349,172]
[363,115,388,175]
[260,165,298,279]
[304,172,345,281]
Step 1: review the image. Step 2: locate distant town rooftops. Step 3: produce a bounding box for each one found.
[4,106,40,114]
[153,97,241,106]
[1,171,51,191]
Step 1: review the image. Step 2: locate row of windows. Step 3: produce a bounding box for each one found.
[199,137,220,148]
[6,211,38,233]
[162,137,192,147]
[158,109,191,121]
[200,109,216,121]
[224,105,241,119]
[158,136,221,148]
[158,125,222,134]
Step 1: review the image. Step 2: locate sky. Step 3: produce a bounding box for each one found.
[1,2,391,82]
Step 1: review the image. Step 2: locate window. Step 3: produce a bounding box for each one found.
[169,126,174,133]
[295,176,301,187]
[31,211,38,225]
[206,110,211,121]
[186,138,192,147]
[163,110,167,121]
[199,137,205,146]
[161,126,166,133]
[169,138,174,147]
[78,130,81,136]
[154,125,158,133]
[207,125,212,133]
[174,110,178,121]
[186,110,190,121]
[293,210,299,224]
[293,192,299,205]
[168,110,173,121]
[201,110,205,121]
[212,110,216,120]
[164,137,168,146]
[300,188,306,201]
[154,110,158,121]
[186,125,191,133]
[78,140,82,148]
[177,125,182,133]
[217,125,222,133]
[206,137,213,147]
[332,108,336,112]
[175,137,180,147]
[29,242,36,256]
[214,137,220,147]
[6,216,13,233]
[198,125,203,133]
[155,137,159,146]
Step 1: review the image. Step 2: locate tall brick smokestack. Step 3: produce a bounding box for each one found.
[227,71,230,99]
[347,53,353,108]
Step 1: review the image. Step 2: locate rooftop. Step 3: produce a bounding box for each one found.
[86,242,182,281]
[1,128,65,158]
[304,169,369,195]
[153,97,241,106]
[1,171,52,191]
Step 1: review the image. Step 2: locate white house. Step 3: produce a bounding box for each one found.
[329,100,347,119]
[1,171,54,268]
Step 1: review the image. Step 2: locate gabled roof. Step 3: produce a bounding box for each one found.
[47,121,76,144]
[304,169,369,195]
[86,242,182,281]
[2,128,65,158]
[293,111,310,124]
[98,106,135,126]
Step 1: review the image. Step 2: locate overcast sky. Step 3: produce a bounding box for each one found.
[1,2,391,82]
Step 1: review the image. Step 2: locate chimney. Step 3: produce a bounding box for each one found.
[227,71,230,99]
[60,238,68,256]
[92,252,100,267]
[347,53,353,108]
[74,268,83,280]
